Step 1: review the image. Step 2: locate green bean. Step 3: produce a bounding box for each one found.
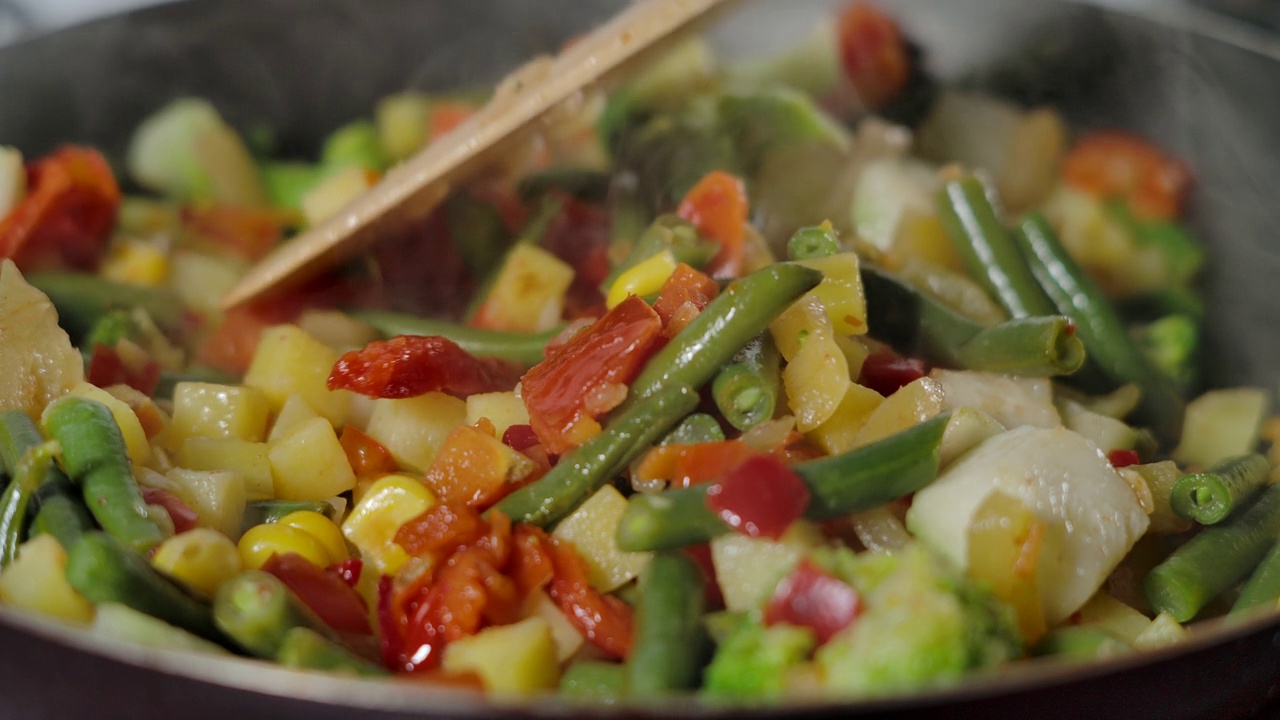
[621,263,823,412]
[275,627,388,677]
[1145,483,1280,622]
[214,571,340,658]
[936,176,1057,319]
[43,395,165,553]
[240,499,338,534]
[560,660,628,701]
[786,224,842,261]
[65,531,224,644]
[712,336,781,431]
[349,310,558,367]
[0,438,60,568]
[494,384,700,528]
[31,489,95,550]
[617,414,950,551]
[1013,213,1185,443]
[860,266,1082,376]
[661,413,725,445]
[628,551,708,695]
[0,409,46,475]
[1231,538,1280,615]
[26,272,185,341]
[1170,454,1270,526]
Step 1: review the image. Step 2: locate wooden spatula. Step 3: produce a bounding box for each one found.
[220,0,732,310]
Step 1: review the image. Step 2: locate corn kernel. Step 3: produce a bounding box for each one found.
[238,523,330,570]
[101,240,169,287]
[341,474,435,575]
[277,510,349,564]
[606,250,677,308]
[152,528,242,596]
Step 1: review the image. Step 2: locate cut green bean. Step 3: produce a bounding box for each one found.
[1013,213,1184,443]
[494,384,700,528]
[1032,626,1129,661]
[617,414,950,551]
[621,263,823,412]
[350,310,559,367]
[1145,483,1280,622]
[276,627,388,677]
[66,531,224,644]
[628,551,708,694]
[0,438,60,568]
[43,396,165,553]
[1231,538,1280,615]
[1170,453,1270,525]
[661,413,725,446]
[712,336,781,431]
[786,224,842,261]
[214,571,340,658]
[31,489,95,550]
[936,176,1057,319]
[953,315,1085,376]
[26,272,185,341]
[560,660,628,701]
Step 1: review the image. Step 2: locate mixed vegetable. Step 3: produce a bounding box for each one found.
[0,0,1275,704]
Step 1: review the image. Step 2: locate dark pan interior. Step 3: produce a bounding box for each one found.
[1,0,1279,718]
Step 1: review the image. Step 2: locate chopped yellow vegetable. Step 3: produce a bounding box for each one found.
[552,485,651,592]
[101,239,169,287]
[607,250,677,308]
[243,324,351,426]
[70,382,151,466]
[341,474,435,575]
[267,393,321,444]
[176,437,273,500]
[152,528,242,596]
[277,510,349,564]
[363,392,466,473]
[807,381,884,455]
[465,391,530,439]
[851,376,944,448]
[0,535,94,624]
[473,244,574,333]
[796,252,867,335]
[168,382,271,446]
[442,616,560,693]
[166,467,247,540]
[268,417,356,501]
[238,522,330,570]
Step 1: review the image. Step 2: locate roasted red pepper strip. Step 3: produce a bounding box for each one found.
[633,440,760,489]
[262,552,372,635]
[544,533,633,659]
[837,1,911,111]
[328,334,521,399]
[706,455,811,540]
[394,502,487,558]
[1062,130,1191,221]
[676,171,748,279]
[520,295,662,454]
[763,558,861,645]
[0,146,120,271]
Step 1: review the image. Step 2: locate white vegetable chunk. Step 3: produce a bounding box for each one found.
[906,426,1148,624]
[931,369,1059,430]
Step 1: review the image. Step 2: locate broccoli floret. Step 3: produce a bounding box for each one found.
[702,617,815,700]
[1132,314,1199,392]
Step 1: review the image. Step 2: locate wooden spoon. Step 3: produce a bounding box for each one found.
[220,0,732,310]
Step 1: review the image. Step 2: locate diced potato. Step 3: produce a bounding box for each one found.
[1133,612,1187,650]
[296,310,379,351]
[907,426,1149,624]
[472,244,574,333]
[268,417,356,501]
[519,591,584,663]
[341,474,435,575]
[442,616,560,693]
[168,382,270,446]
[243,325,351,426]
[166,467,247,540]
[103,383,168,440]
[301,166,376,226]
[770,294,830,362]
[1174,387,1269,468]
[176,437,273,500]
[364,392,466,472]
[711,521,823,612]
[0,260,84,418]
[465,391,530,438]
[1076,592,1152,645]
[267,394,321,444]
[931,369,1059,431]
[834,334,871,380]
[807,381,883,455]
[70,382,151,466]
[0,535,94,624]
[888,209,963,274]
[851,376,945,448]
[553,485,652,592]
[169,250,245,315]
[773,296,849,433]
[796,253,867,335]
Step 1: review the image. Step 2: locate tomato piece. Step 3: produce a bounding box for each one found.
[1062,131,1192,221]
[140,487,199,535]
[1107,449,1141,468]
[633,440,759,489]
[653,262,720,334]
[546,535,633,659]
[182,205,290,261]
[676,171,748,279]
[394,502,487,557]
[262,552,372,635]
[837,2,911,112]
[329,557,363,588]
[339,426,398,477]
[706,455,811,540]
[377,575,404,670]
[86,343,161,397]
[520,295,662,454]
[763,558,861,645]
[0,146,120,271]
[328,335,521,399]
[859,349,927,397]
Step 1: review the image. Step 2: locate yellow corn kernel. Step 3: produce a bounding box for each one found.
[341,474,435,576]
[606,250,677,308]
[101,240,169,287]
[237,523,330,570]
[277,510,349,564]
[151,528,243,596]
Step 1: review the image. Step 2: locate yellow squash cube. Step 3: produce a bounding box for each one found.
[442,616,560,693]
[176,437,273,500]
[851,376,945,449]
[168,382,270,445]
[552,485,651,592]
[364,392,466,472]
[268,417,356,501]
[808,382,884,455]
[243,325,351,426]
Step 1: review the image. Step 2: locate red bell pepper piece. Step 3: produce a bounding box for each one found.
[328,334,521,399]
[676,171,748,279]
[763,558,862,645]
[705,455,811,540]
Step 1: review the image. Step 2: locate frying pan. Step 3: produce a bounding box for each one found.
[2,0,1280,717]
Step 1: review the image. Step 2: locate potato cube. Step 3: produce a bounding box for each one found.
[465,391,530,438]
[472,244,574,332]
[553,485,651,592]
[851,376,945,449]
[519,591,584,663]
[808,382,884,455]
[268,417,355,501]
[243,325,351,426]
[176,437,273,500]
[0,535,94,624]
[267,394,320,444]
[364,392,466,472]
[166,467,247,540]
[442,616,560,693]
[797,253,867,335]
[168,382,270,445]
[711,521,822,612]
